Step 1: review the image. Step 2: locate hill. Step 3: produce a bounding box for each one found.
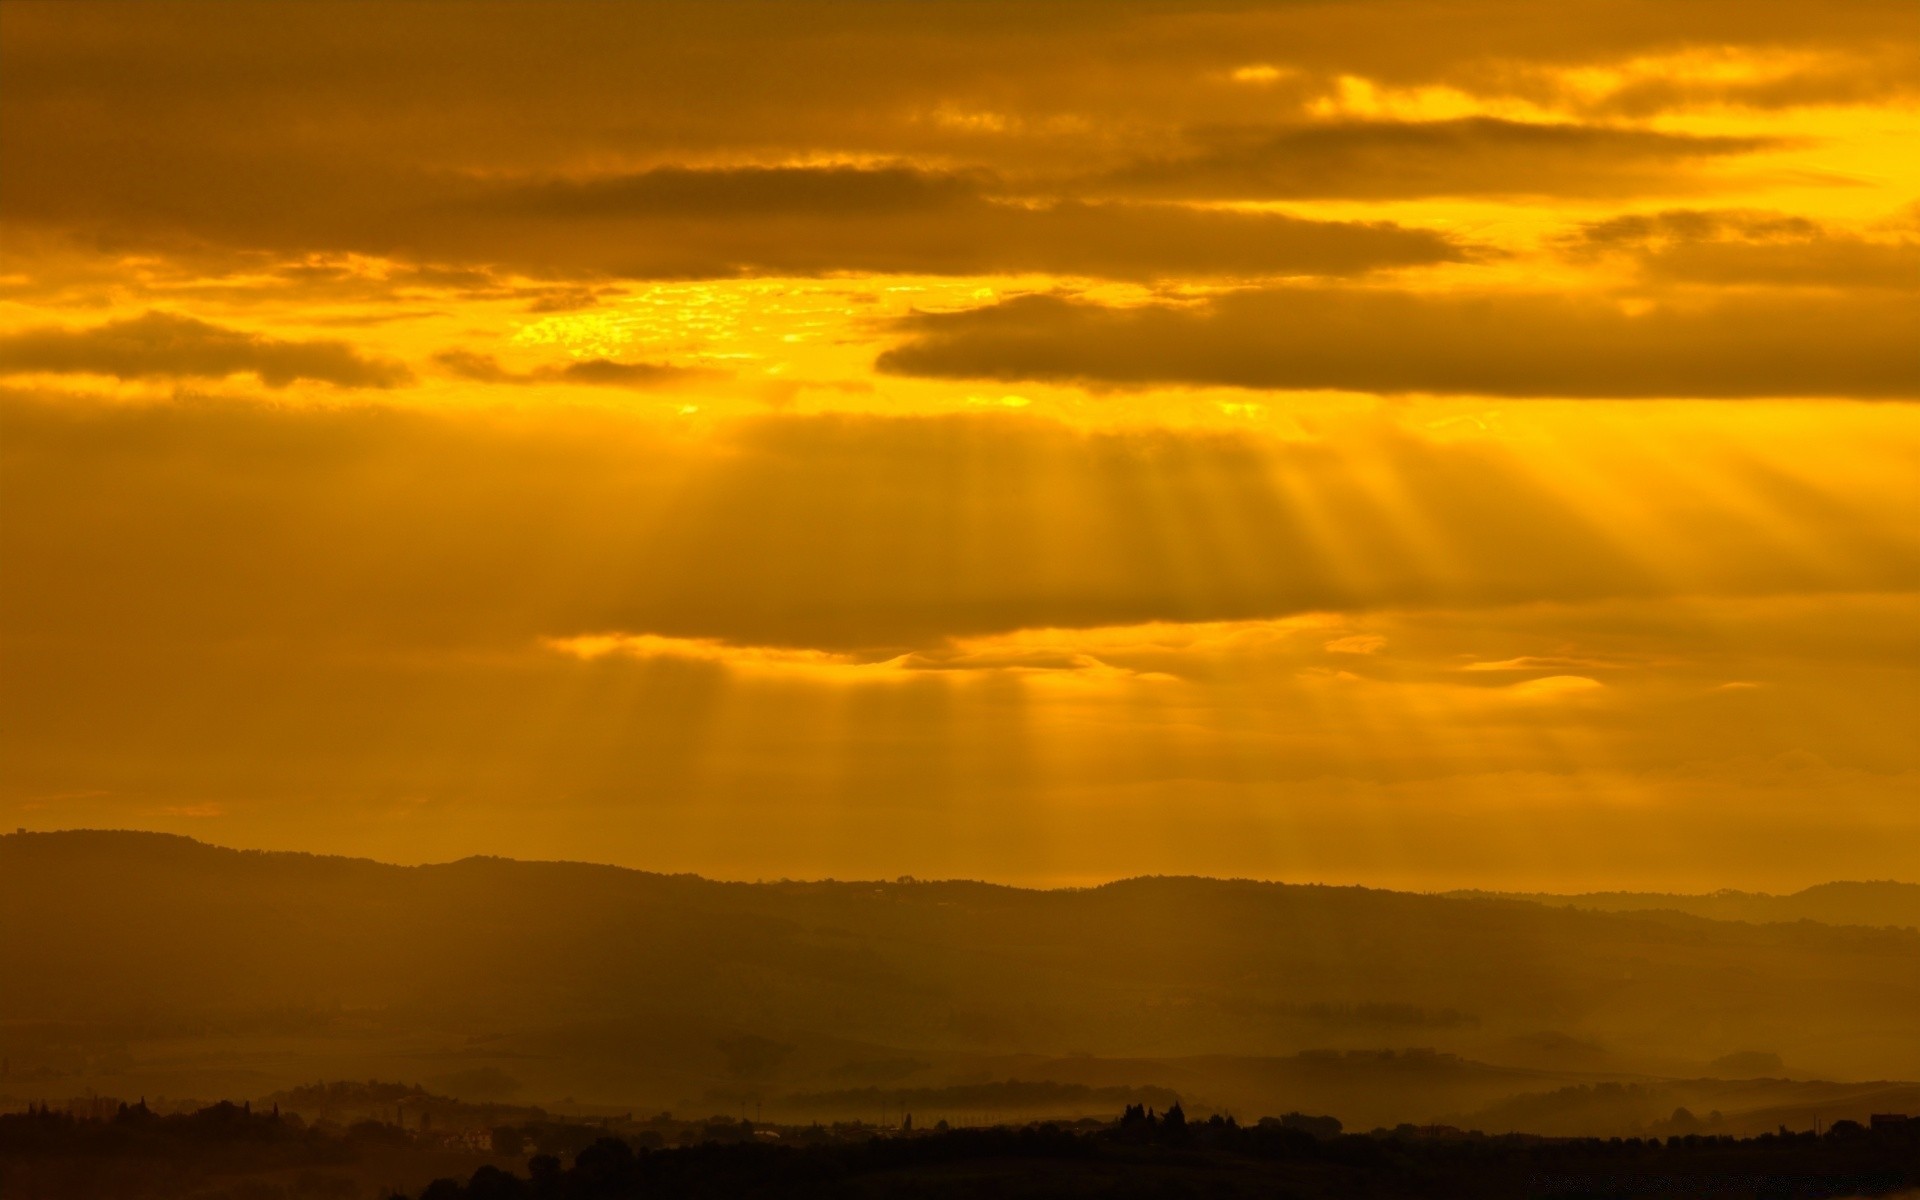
[1447,882,1920,931]
[3,831,1917,1131]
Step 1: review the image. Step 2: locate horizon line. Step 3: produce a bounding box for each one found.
[8,826,1914,900]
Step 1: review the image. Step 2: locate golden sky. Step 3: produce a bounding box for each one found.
[2,1,1916,890]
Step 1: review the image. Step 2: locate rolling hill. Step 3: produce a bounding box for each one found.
[4,831,1916,1132]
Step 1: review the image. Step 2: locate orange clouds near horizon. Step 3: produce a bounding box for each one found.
[2,0,1916,892]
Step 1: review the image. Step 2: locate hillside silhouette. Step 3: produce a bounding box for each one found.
[6,1096,1919,1200]
[1447,882,1920,930]
[4,831,1917,1132]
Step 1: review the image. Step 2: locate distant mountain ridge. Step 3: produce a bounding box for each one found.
[1446,881,1920,930]
[4,830,1918,1127]
[15,828,1913,920]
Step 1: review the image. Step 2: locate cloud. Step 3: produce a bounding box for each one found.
[402,166,1472,279]
[5,399,1915,660]
[433,349,712,388]
[244,172,1457,282]
[1095,118,1775,200]
[546,632,882,677]
[0,312,412,388]
[1574,209,1824,246]
[2,5,1887,282]
[479,165,982,219]
[543,630,1149,684]
[876,287,1920,399]
[1506,674,1606,700]
[3,386,1915,882]
[4,157,1474,281]
[1463,655,1624,672]
[556,358,708,386]
[0,1,1915,888]
[1566,209,1920,291]
[1580,47,1920,117]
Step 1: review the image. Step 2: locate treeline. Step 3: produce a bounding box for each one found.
[5,1100,1917,1200]
[403,1112,1920,1200]
[781,1079,1181,1115]
[1,1100,375,1200]
[263,1080,549,1131]
[0,1099,374,1160]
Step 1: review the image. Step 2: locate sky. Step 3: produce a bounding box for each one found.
[2,0,1917,891]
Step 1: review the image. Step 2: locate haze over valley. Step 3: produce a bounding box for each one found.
[6,831,1916,1137]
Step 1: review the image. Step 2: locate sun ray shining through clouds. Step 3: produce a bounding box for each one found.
[8,7,1920,1178]
[3,0,1917,890]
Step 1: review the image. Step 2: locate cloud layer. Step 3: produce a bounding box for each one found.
[1097,118,1773,200]
[879,288,1920,399]
[7,399,1913,654]
[0,312,412,388]
[2,1,1916,887]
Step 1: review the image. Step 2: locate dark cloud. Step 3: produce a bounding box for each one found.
[2,1,1900,181]
[1640,238,1920,291]
[478,165,982,219]
[0,312,411,388]
[3,158,1474,281]
[5,398,1912,661]
[1096,118,1776,200]
[1573,210,1823,245]
[1566,209,1920,291]
[551,359,704,387]
[6,2,1880,277]
[416,179,1474,279]
[876,287,1920,399]
[433,350,520,382]
[432,350,711,388]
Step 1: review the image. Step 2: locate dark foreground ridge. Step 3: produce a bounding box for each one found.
[5,1099,1918,1200]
